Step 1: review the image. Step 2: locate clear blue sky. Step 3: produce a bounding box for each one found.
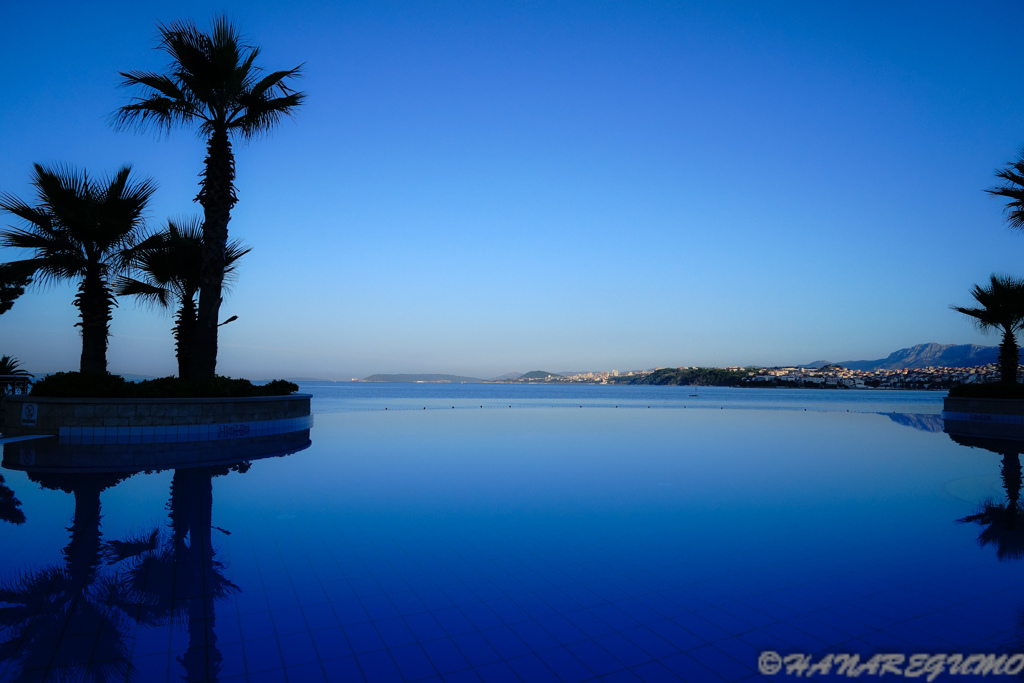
[3,1,1024,379]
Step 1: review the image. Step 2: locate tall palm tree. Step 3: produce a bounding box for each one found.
[116,218,250,379]
[0,164,155,374]
[951,274,1024,385]
[114,16,303,380]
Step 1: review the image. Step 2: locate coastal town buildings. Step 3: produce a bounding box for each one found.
[499,364,1012,389]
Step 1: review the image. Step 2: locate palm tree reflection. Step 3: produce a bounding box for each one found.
[950,435,1024,560]
[106,465,241,683]
[0,471,134,682]
[0,473,25,525]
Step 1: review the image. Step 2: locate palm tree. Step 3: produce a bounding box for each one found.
[0,164,156,374]
[987,148,1024,229]
[116,218,250,379]
[951,274,1024,385]
[114,16,303,380]
[0,262,31,315]
[0,355,32,395]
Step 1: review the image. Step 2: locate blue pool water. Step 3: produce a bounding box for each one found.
[0,385,1019,682]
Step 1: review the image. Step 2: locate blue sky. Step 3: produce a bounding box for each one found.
[3,1,1024,379]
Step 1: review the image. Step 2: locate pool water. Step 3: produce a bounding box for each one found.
[0,386,1019,682]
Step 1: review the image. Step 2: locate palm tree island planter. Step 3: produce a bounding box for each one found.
[0,393,311,440]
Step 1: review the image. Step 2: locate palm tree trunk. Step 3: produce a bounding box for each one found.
[75,269,113,375]
[175,298,197,380]
[1000,327,1020,385]
[192,128,236,380]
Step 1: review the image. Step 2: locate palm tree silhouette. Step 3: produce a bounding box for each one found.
[951,274,1024,385]
[116,218,250,379]
[114,16,304,380]
[0,165,156,374]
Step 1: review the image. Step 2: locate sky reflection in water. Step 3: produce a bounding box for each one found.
[0,387,1018,682]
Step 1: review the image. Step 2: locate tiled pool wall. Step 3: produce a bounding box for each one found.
[1,393,311,436]
[57,415,315,444]
[2,427,313,473]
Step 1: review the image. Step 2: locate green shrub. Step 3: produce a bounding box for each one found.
[948,383,1024,399]
[30,372,131,397]
[30,372,299,398]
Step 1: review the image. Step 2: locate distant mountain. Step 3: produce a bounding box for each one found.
[802,343,998,371]
[517,370,563,380]
[491,372,524,381]
[362,373,485,383]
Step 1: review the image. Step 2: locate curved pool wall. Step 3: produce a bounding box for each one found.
[0,393,312,437]
[942,396,1024,439]
[2,428,312,474]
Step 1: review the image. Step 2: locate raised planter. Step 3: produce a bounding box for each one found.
[0,393,311,438]
[942,396,1024,440]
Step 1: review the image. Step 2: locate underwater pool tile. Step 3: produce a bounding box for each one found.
[242,636,283,673]
[401,612,446,643]
[508,619,561,651]
[269,606,307,636]
[390,643,439,681]
[216,641,247,677]
[344,621,386,654]
[310,626,351,660]
[598,669,645,682]
[673,613,732,643]
[284,661,329,683]
[566,639,628,677]
[332,598,371,626]
[239,610,276,642]
[594,632,653,668]
[476,625,527,660]
[466,660,518,682]
[536,612,588,645]
[433,606,478,637]
[421,637,472,675]
[537,645,597,683]
[620,625,679,659]
[452,631,503,667]
[756,621,831,652]
[590,603,642,632]
[278,631,319,667]
[686,644,755,682]
[375,616,418,648]
[355,649,403,682]
[661,651,725,681]
[506,652,559,681]
[389,589,428,616]
[320,655,365,680]
[361,595,400,621]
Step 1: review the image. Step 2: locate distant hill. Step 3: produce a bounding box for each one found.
[491,372,524,381]
[362,373,485,383]
[518,370,563,380]
[802,343,998,371]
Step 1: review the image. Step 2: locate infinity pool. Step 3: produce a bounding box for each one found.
[0,386,1018,682]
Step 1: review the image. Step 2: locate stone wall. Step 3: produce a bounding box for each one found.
[0,394,311,436]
